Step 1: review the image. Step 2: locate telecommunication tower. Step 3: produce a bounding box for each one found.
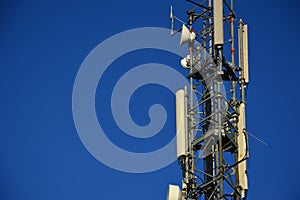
[167,0,250,199]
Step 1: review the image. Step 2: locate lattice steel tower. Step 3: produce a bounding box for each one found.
[167,0,250,200]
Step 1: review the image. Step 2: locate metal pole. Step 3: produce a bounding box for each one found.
[231,0,236,102]
[188,11,196,200]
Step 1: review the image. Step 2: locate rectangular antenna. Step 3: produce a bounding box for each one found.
[167,184,181,200]
[239,21,250,84]
[176,89,187,158]
[237,103,248,198]
[213,0,224,46]
[243,24,249,83]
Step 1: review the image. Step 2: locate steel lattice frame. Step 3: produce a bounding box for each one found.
[174,0,250,199]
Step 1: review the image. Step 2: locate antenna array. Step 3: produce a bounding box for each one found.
[167,1,250,199]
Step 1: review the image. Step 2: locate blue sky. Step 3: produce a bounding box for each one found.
[1,0,300,199]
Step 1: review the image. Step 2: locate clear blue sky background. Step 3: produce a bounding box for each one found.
[1,0,300,199]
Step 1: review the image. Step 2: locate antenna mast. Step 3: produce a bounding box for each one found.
[167,0,250,199]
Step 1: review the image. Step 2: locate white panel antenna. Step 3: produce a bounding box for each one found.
[176,89,187,158]
[166,184,181,200]
[237,103,248,198]
[239,21,250,84]
[243,24,249,83]
[213,0,224,46]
